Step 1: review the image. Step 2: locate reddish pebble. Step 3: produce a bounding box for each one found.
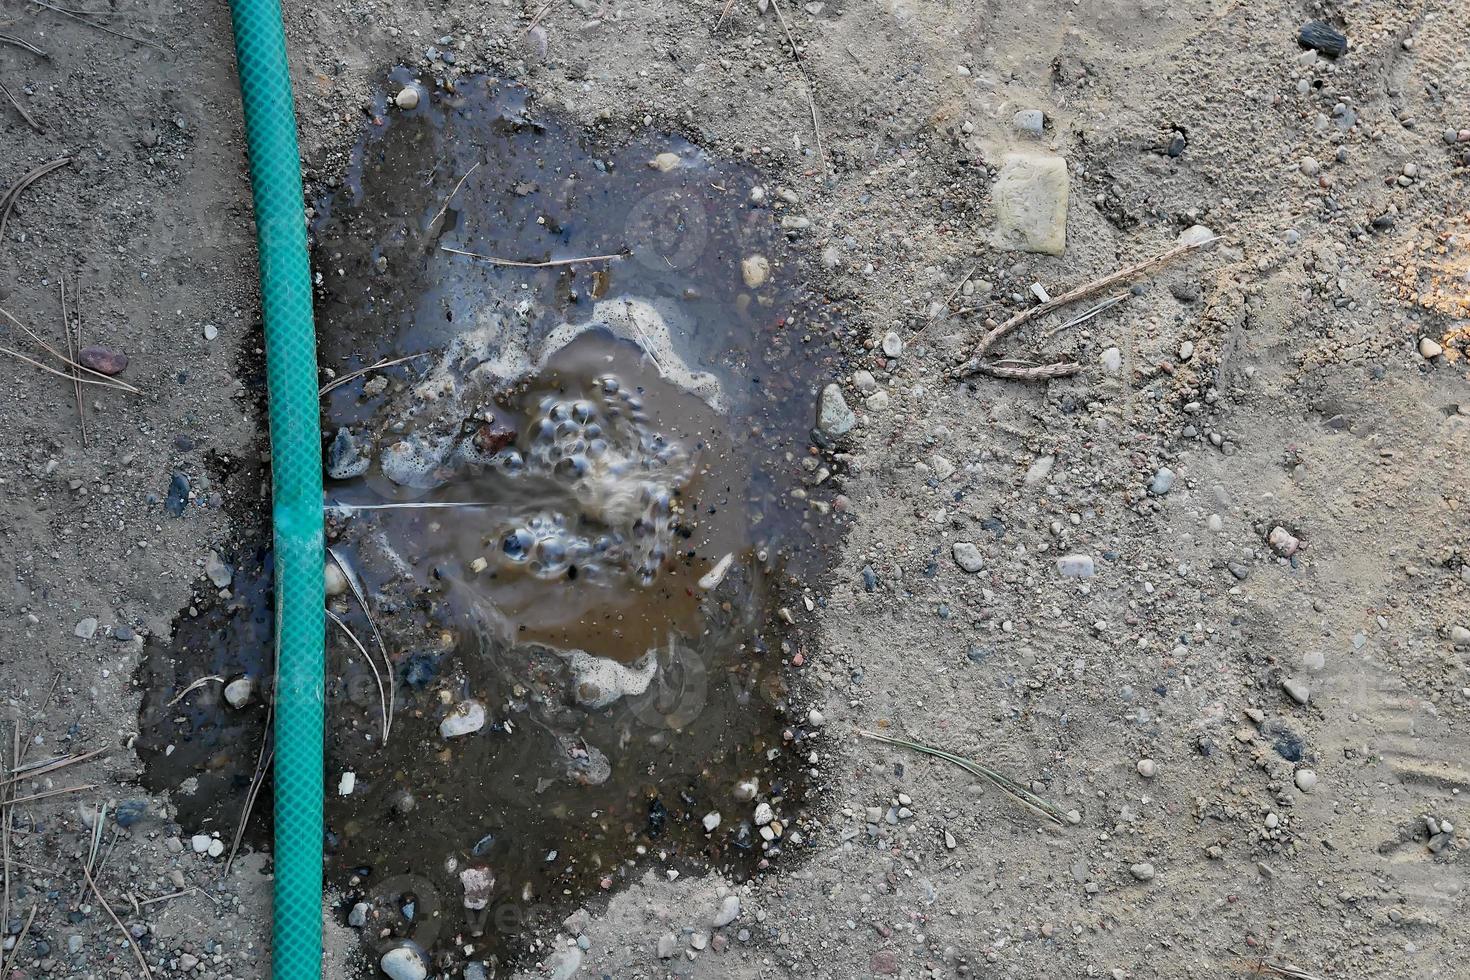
[78,345,128,376]
[870,951,899,975]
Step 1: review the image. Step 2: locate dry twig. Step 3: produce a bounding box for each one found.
[0,157,71,243]
[0,904,37,975]
[223,716,272,878]
[326,608,389,744]
[80,802,154,979]
[327,546,395,740]
[26,0,165,49]
[8,783,95,806]
[4,745,109,785]
[954,237,1217,381]
[856,728,1067,825]
[426,161,481,237]
[441,246,624,268]
[767,0,825,173]
[714,0,738,32]
[165,675,225,708]
[0,33,48,57]
[319,352,430,397]
[60,274,86,445]
[0,79,42,133]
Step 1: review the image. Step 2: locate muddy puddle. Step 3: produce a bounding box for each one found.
[138,72,849,973]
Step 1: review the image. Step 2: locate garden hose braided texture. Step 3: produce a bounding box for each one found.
[226,0,327,976]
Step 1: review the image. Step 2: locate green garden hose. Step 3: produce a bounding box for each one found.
[226,1,326,976]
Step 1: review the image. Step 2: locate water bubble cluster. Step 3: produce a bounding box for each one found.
[482,375,690,587]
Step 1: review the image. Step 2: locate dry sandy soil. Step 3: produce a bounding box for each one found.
[1,0,1468,978]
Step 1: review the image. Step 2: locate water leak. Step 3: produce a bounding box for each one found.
[139,70,851,974]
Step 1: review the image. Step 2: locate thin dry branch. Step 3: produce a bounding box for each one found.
[165,675,224,708]
[426,161,481,238]
[223,720,272,878]
[0,157,72,243]
[714,0,737,32]
[856,728,1067,825]
[325,608,389,744]
[319,352,430,397]
[60,274,85,445]
[0,33,48,57]
[441,246,624,268]
[0,79,42,133]
[81,860,154,979]
[8,783,95,806]
[137,887,197,907]
[4,745,109,785]
[327,546,395,740]
[26,0,165,49]
[0,904,37,975]
[767,0,825,173]
[954,237,1217,380]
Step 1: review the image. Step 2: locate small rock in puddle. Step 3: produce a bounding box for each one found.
[141,72,850,974]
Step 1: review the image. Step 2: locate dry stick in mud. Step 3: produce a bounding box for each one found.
[954,237,1217,381]
[425,161,482,239]
[2,745,110,787]
[223,722,273,878]
[327,546,396,741]
[441,245,625,268]
[0,905,36,976]
[856,729,1067,825]
[325,608,390,744]
[0,156,71,243]
[0,78,42,133]
[81,802,155,979]
[768,0,826,173]
[319,351,431,397]
[59,273,86,445]
[0,33,48,57]
[165,674,225,707]
[26,0,165,49]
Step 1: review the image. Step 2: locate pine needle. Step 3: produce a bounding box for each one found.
[440,246,624,268]
[327,547,395,741]
[855,729,1067,825]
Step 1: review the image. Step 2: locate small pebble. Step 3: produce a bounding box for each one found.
[1295,769,1318,792]
[1130,862,1155,882]
[223,675,254,709]
[78,345,128,376]
[1056,554,1095,579]
[1282,678,1311,705]
[380,944,429,980]
[440,700,487,738]
[1149,467,1176,495]
[1136,759,1156,779]
[951,542,984,573]
[1419,337,1443,359]
[394,87,421,110]
[1011,109,1045,136]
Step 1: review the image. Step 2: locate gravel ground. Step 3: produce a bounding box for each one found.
[1,0,1467,978]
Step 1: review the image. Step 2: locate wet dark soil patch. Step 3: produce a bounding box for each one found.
[139,70,850,975]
